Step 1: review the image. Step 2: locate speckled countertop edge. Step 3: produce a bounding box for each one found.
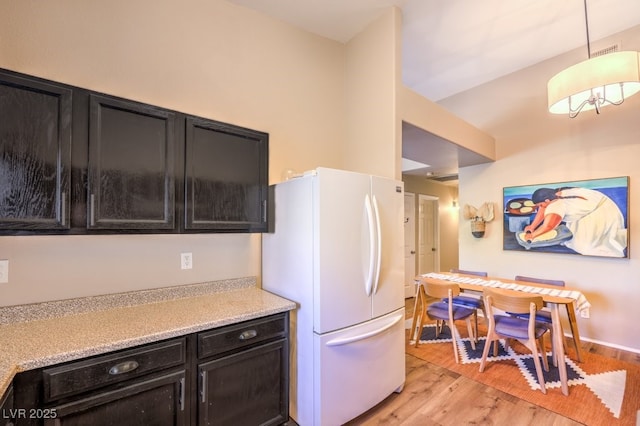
[0,277,296,396]
[0,276,258,324]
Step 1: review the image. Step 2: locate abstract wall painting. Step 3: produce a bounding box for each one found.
[503,176,629,258]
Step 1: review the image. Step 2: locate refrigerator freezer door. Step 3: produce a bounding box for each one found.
[314,168,375,334]
[312,308,406,426]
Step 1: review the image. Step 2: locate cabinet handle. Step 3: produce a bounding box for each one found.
[262,200,267,222]
[108,360,140,375]
[238,329,258,340]
[179,377,185,411]
[200,371,207,403]
[90,194,96,226]
[61,192,66,226]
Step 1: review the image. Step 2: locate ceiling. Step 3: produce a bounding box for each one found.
[228,0,640,184]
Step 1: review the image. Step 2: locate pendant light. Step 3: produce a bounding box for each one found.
[547,0,640,118]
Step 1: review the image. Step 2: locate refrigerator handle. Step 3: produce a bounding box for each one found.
[372,195,382,294]
[325,314,403,346]
[364,194,376,296]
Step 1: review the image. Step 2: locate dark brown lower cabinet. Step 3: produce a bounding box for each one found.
[198,339,288,426]
[44,371,187,426]
[9,312,289,426]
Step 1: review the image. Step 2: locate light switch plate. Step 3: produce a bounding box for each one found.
[0,260,8,283]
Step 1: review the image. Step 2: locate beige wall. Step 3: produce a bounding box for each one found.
[345,8,402,180]
[402,176,459,273]
[0,0,355,305]
[2,0,348,183]
[441,25,640,350]
[0,2,486,307]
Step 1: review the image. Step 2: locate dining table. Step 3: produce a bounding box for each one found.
[414,271,592,396]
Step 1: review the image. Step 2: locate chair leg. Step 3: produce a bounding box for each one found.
[473,311,479,343]
[465,318,476,350]
[548,328,558,367]
[414,288,428,347]
[538,335,549,372]
[414,310,426,348]
[530,341,547,394]
[532,356,547,394]
[409,292,421,341]
[448,320,460,364]
[479,336,494,372]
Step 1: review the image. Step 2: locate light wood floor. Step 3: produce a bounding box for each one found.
[344,298,640,426]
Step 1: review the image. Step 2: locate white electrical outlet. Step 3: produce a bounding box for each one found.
[0,260,8,284]
[180,253,193,270]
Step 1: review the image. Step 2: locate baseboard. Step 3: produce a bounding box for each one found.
[576,335,640,355]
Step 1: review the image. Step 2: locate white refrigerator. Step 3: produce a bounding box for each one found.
[262,167,406,426]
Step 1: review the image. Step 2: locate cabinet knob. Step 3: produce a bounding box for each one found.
[238,329,258,340]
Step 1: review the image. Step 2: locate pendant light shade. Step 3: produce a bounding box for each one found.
[548,51,640,117]
[547,0,640,118]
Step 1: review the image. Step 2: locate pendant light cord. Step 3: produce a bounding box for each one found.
[584,0,592,58]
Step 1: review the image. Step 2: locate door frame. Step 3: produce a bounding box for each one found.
[403,192,416,298]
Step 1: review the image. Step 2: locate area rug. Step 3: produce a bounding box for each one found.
[406,321,640,426]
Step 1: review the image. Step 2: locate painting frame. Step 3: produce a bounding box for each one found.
[503,176,629,258]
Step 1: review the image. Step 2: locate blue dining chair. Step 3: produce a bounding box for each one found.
[479,288,550,394]
[447,269,488,340]
[512,275,581,363]
[414,278,477,363]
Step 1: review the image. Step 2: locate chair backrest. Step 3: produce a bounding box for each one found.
[483,288,544,316]
[450,269,488,277]
[423,278,461,299]
[515,275,565,287]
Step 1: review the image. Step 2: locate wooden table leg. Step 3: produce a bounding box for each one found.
[551,303,569,396]
[409,283,422,341]
[566,302,584,362]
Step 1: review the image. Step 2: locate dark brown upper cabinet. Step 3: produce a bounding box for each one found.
[87,94,176,231]
[184,117,268,232]
[0,68,268,235]
[0,71,72,231]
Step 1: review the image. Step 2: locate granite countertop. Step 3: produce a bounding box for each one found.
[0,277,296,396]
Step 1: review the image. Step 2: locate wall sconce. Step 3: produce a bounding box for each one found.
[463,202,495,238]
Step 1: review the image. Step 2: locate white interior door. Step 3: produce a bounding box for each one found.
[418,195,438,274]
[403,193,416,298]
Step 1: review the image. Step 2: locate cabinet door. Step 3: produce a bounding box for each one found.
[0,71,72,231]
[45,370,187,426]
[88,94,175,230]
[184,117,267,232]
[198,339,288,426]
